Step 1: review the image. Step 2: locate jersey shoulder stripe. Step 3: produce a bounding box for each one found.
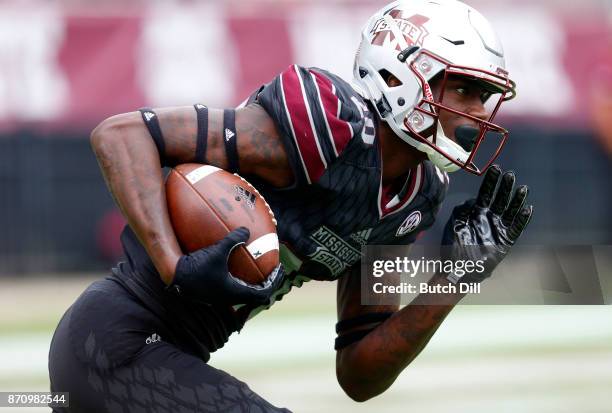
[280,65,327,184]
[256,65,367,185]
[310,70,353,157]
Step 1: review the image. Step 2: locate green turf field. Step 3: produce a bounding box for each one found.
[1,275,611,412]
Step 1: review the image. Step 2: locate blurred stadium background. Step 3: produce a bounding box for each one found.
[0,0,611,411]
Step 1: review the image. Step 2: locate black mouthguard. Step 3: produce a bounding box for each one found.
[455,125,479,152]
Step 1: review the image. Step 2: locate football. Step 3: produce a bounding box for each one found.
[166,164,279,284]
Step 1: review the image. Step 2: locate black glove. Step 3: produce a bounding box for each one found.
[442,165,533,284]
[171,227,285,306]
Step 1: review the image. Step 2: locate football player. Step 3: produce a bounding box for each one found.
[49,0,533,411]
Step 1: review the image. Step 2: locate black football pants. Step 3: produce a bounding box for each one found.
[48,279,291,413]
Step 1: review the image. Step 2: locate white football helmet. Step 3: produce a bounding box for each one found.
[353,0,516,175]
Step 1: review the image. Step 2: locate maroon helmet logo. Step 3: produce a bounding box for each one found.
[370,11,430,51]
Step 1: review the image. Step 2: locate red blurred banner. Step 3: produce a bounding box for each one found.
[0,3,610,132]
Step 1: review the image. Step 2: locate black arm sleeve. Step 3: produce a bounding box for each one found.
[138,108,166,163]
[334,311,394,350]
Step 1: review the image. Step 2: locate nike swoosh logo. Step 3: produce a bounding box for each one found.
[440,36,465,45]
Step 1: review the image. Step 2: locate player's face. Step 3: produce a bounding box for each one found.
[430,74,494,144]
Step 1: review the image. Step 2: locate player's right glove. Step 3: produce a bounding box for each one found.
[170,227,285,306]
[442,165,533,284]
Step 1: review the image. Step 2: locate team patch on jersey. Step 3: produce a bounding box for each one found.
[396,210,422,237]
[308,226,361,276]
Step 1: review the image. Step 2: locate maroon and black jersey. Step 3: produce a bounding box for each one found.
[238,65,449,317]
[116,65,448,353]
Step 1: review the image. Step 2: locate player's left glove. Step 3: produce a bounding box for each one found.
[442,165,533,284]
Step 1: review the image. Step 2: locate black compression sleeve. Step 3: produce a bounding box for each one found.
[334,312,394,350]
[223,109,239,173]
[335,328,375,350]
[138,108,165,161]
[335,312,394,333]
[194,104,208,164]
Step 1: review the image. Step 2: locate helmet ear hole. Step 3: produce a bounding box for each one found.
[379,69,403,87]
